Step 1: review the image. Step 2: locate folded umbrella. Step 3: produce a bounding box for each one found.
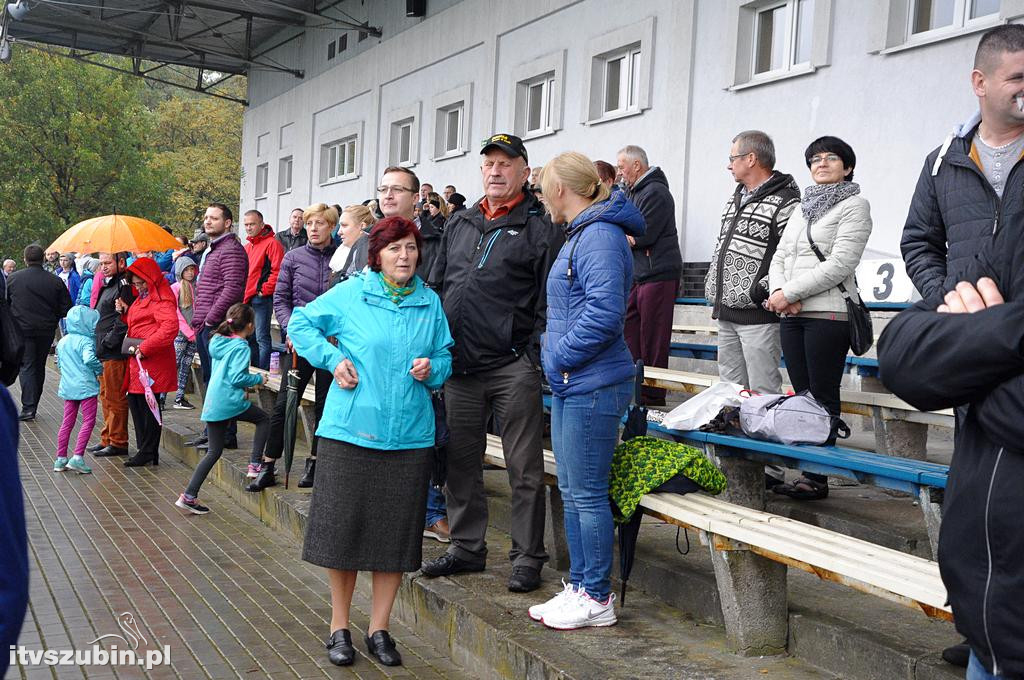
[621,360,647,442]
[135,354,162,426]
[283,360,301,488]
[618,360,646,605]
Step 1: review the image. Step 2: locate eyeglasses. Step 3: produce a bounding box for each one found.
[728,152,753,163]
[809,153,842,166]
[376,185,416,195]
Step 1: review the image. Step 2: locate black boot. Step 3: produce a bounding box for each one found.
[124,451,158,467]
[247,462,277,492]
[297,458,316,488]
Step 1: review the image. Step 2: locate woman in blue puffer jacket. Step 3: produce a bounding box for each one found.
[530,152,645,631]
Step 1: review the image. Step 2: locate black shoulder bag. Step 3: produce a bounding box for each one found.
[804,221,873,356]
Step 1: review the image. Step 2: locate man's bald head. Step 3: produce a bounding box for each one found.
[975,24,1024,73]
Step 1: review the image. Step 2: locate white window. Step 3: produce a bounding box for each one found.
[910,0,999,36]
[432,83,472,160]
[752,0,813,76]
[511,51,565,139]
[319,136,357,184]
[277,156,292,194]
[527,76,555,133]
[255,163,268,198]
[582,18,654,124]
[871,0,1003,53]
[390,119,414,166]
[442,106,462,154]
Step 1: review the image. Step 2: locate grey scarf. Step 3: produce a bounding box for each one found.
[801,181,860,226]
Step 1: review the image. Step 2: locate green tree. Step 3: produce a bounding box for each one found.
[0,51,167,258]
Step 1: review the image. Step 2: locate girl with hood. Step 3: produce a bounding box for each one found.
[53,306,104,474]
[170,257,199,410]
[77,258,100,307]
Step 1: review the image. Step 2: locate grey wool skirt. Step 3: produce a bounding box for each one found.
[302,438,432,573]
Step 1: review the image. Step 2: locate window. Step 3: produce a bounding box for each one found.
[432,83,472,160]
[752,0,813,76]
[358,28,368,42]
[278,156,293,194]
[582,18,654,124]
[339,34,348,52]
[390,119,414,165]
[319,136,357,184]
[511,51,565,138]
[527,77,554,133]
[910,0,999,35]
[255,163,268,198]
[327,41,336,60]
[442,107,462,154]
[872,0,1003,53]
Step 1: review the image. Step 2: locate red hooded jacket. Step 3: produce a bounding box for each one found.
[124,257,179,394]
[244,226,284,302]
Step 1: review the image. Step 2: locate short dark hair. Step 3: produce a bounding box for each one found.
[244,209,264,221]
[24,244,44,265]
[733,130,776,170]
[804,136,857,181]
[381,166,420,193]
[215,302,255,337]
[208,202,233,223]
[367,216,423,272]
[291,207,304,214]
[975,24,1024,71]
[593,160,617,184]
[444,184,456,192]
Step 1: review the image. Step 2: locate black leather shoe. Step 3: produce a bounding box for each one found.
[941,640,970,668]
[325,628,355,666]
[246,464,277,492]
[420,552,485,578]
[95,446,129,457]
[124,451,158,467]
[297,458,316,488]
[18,411,35,422]
[507,565,541,593]
[87,444,104,453]
[364,630,401,666]
[186,436,208,448]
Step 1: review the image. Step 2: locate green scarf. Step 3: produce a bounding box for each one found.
[378,271,416,305]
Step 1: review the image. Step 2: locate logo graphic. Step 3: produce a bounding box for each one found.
[88,612,147,649]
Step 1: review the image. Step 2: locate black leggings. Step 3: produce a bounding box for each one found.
[186,404,269,498]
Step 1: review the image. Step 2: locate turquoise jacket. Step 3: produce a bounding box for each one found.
[289,271,453,450]
[200,334,263,422]
[56,306,103,400]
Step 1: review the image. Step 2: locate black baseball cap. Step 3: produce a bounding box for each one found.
[480,133,528,163]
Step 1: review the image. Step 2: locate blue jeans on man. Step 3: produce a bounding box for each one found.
[549,379,633,601]
[425,485,447,528]
[249,295,273,370]
[968,651,1005,679]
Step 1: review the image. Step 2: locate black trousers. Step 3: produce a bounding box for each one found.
[263,354,331,460]
[187,404,269,497]
[780,316,850,482]
[127,392,163,456]
[19,333,54,415]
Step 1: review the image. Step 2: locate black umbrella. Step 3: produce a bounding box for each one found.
[618,360,647,605]
[282,360,301,488]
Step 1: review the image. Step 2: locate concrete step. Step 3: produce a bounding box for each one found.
[159,408,961,680]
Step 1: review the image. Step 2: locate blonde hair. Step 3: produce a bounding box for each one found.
[303,202,339,227]
[539,151,611,205]
[342,203,378,229]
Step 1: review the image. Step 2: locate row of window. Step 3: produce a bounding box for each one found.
[325,28,369,61]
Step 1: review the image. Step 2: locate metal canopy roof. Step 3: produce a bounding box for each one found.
[3,1,381,101]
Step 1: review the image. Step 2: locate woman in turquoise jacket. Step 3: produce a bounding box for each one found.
[289,216,453,669]
[175,303,270,515]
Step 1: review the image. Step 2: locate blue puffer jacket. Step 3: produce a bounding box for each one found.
[56,306,103,400]
[289,271,453,451]
[543,191,645,397]
[201,334,263,422]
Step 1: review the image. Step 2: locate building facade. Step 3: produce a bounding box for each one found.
[241,0,1024,280]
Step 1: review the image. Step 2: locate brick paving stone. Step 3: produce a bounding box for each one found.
[11,370,470,680]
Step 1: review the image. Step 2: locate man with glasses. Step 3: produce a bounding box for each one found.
[421,133,560,594]
[705,130,800,401]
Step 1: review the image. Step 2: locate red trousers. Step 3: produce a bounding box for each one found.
[624,279,678,404]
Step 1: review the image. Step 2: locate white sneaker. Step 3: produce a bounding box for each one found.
[542,591,617,630]
[528,580,576,622]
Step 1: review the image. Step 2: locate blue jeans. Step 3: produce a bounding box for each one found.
[425,484,447,527]
[250,295,273,370]
[550,379,633,601]
[968,651,1004,679]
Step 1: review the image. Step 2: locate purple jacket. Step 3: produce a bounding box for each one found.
[192,233,247,330]
[274,242,336,332]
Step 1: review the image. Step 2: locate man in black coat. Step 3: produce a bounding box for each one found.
[7,244,73,420]
[879,220,1024,679]
[616,145,682,405]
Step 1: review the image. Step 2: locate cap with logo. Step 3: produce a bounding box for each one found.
[480,133,528,164]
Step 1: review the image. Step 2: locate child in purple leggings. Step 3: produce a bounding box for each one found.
[54,306,104,474]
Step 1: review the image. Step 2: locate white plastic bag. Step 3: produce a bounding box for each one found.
[661,382,744,431]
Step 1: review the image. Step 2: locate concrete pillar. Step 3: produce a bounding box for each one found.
[705,444,788,655]
[918,486,943,560]
[872,408,928,460]
[544,485,570,572]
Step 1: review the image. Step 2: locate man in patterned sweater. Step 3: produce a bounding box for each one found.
[705,130,799,396]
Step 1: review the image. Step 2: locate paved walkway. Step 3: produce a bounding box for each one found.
[10,370,471,680]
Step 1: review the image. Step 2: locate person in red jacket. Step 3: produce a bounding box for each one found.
[117,257,179,467]
[242,210,284,369]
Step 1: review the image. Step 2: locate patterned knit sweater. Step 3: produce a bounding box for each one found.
[705,171,800,324]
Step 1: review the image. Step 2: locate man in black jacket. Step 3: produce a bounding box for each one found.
[902,25,1024,301]
[7,244,73,420]
[616,145,683,405]
[421,133,561,593]
[879,223,1024,679]
[92,252,136,456]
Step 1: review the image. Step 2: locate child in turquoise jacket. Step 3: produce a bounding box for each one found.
[54,306,104,474]
[176,303,269,515]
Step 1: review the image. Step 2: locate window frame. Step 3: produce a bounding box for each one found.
[255,162,269,199]
[727,0,833,90]
[906,0,999,41]
[388,101,421,168]
[432,83,473,161]
[277,156,293,195]
[870,0,1008,55]
[581,18,655,126]
[511,50,566,140]
[317,121,363,186]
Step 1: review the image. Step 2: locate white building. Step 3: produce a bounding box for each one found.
[242,0,1021,289]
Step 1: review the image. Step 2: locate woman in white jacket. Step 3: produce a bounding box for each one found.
[766,136,872,500]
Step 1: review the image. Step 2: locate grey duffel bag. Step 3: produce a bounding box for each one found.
[739,391,849,446]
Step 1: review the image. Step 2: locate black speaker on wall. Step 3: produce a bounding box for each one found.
[406,0,425,17]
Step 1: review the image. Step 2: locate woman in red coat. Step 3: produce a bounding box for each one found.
[118,257,179,467]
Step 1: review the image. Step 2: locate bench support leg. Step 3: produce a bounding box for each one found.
[298,404,316,447]
[191,363,206,402]
[872,408,928,460]
[544,485,570,572]
[918,486,943,560]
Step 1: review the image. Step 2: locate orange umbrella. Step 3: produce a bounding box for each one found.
[47,214,182,255]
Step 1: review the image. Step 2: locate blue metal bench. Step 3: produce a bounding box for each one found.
[669,341,880,377]
[675,297,910,312]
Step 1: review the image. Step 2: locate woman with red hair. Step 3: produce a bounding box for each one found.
[289,216,453,668]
